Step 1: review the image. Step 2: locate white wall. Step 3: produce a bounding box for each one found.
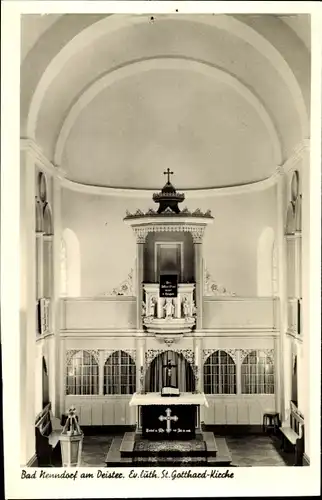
[61,186,276,297]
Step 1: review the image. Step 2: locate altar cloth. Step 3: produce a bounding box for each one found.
[129,392,209,407]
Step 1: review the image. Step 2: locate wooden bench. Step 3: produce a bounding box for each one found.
[35,403,62,466]
[280,402,304,466]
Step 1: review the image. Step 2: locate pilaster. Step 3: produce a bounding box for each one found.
[135,233,146,330]
[136,336,146,393]
[276,171,288,421]
[52,177,62,416]
[20,148,37,464]
[192,229,205,331]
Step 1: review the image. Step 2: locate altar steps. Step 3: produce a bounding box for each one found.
[105,432,232,467]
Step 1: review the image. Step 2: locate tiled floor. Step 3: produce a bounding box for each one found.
[226,434,292,467]
[81,433,293,467]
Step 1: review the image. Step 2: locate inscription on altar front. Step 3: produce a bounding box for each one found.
[141,405,196,440]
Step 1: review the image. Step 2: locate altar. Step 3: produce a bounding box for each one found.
[129,392,208,440]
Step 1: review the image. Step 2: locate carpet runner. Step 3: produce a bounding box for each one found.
[133,439,206,456]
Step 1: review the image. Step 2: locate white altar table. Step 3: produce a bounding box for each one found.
[130,392,209,407]
[130,392,208,435]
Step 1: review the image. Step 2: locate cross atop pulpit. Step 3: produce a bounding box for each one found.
[163,168,174,184]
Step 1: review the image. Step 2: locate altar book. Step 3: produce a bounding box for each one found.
[161,386,180,397]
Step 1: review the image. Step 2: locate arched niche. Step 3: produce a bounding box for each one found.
[257,226,276,296]
[145,350,195,393]
[60,228,81,296]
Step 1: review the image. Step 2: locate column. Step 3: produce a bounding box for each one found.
[136,336,145,393]
[192,230,204,330]
[20,148,37,465]
[52,176,62,416]
[99,350,105,396]
[135,230,146,330]
[276,169,288,422]
[194,337,203,392]
[35,231,44,300]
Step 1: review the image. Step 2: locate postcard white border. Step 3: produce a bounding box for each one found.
[1,1,321,498]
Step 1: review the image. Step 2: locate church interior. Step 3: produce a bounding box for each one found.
[19,13,311,467]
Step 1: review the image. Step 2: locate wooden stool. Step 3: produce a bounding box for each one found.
[263,412,280,434]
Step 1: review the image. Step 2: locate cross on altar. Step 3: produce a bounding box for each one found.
[163,360,177,387]
[158,408,178,433]
[163,168,174,183]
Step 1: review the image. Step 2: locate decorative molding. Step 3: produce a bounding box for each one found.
[202,348,238,363]
[125,207,213,220]
[204,268,236,296]
[103,349,136,363]
[20,138,66,179]
[239,348,274,363]
[101,269,135,296]
[127,222,211,242]
[65,348,99,364]
[239,349,253,363]
[145,349,195,367]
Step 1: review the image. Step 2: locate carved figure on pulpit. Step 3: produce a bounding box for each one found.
[163,298,175,318]
[142,301,146,317]
[182,296,190,318]
[192,300,197,316]
[150,297,157,317]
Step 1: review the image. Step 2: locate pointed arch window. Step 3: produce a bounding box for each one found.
[241,350,274,394]
[66,351,99,395]
[104,350,136,395]
[203,351,236,394]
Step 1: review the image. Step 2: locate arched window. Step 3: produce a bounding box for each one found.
[66,351,99,395]
[286,202,295,235]
[203,351,236,394]
[104,350,136,395]
[241,350,274,394]
[42,357,50,408]
[291,354,298,405]
[145,351,195,393]
[257,227,276,296]
[35,199,43,232]
[43,203,53,236]
[295,195,302,232]
[61,228,81,296]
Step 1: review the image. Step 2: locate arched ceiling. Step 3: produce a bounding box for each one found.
[20,13,310,191]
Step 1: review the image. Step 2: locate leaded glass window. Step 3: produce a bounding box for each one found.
[203,350,236,394]
[104,350,136,395]
[241,350,274,394]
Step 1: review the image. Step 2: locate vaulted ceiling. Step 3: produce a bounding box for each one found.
[21,13,310,190]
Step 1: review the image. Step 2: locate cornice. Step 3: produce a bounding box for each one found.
[20,138,67,179]
[21,137,309,197]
